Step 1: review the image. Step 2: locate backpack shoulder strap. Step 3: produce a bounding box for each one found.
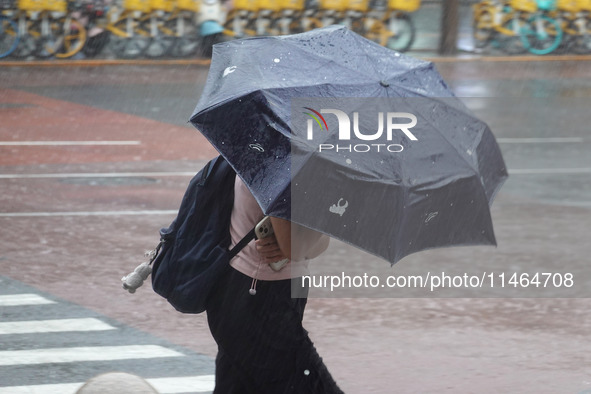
[198,155,223,186]
[228,228,257,259]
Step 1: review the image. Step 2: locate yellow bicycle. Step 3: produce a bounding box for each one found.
[163,0,200,57]
[78,0,152,58]
[13,0,86,58]
[268,0,320,35]
[356,0,419,51]
[474,0,564,54]
[473,0,531,53]
[138,0,176,57]
[554,0,591,53]
[107,0,152,58]
[223,0,257,37]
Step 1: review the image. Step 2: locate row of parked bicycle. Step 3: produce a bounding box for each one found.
[224,0,420,51]
[472,0,591,54]
[4,0,589,60]
[0,0,420,59]
[0,0,216,59]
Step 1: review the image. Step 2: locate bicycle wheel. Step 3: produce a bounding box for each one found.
[11,32,35,58]
[266,16,283,36]
[243,17,258,36]
[10,16,36,58]
[497,16,527,54]
[54,18,87,59]
[30,17,61,58]
[350,16,365,35]
[224,14,256,38]
[140,16,175,58]
[358,17,394,46]
[293,16,322,34]
[223,13,245,37]
[0,16,19,58]
[473,10,494,48]
[166,14,199,58]
[520,14,562,55]
[109,15,151,59]
[385,13,415,52]
[567,18,591,54]
[253,15,275,36]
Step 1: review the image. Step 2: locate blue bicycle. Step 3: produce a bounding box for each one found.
[519,0,563,54]
[0,11,19,58]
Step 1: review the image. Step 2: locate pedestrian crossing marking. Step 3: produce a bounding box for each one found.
[0,171,194,179]
[0,345,184,366]
[0,288,214,393]
[0,318,115,335]
[149,376,215,393]
[0,294,56,306]
[0,210,178,217]
[0,141,142,146]
[0,376,216,394]
[0,384,82,394]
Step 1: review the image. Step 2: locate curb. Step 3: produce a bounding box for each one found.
[428,54,591,62]
[0,58,213,67]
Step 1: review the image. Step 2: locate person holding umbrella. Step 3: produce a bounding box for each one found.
[193,25,507,393]
[205,175,344,393]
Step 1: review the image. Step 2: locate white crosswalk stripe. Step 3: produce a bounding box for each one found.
[0,376,216,394]
[0,294,56,306]
[0,345,184,366]
[0,318,115,335]
[149,376,216,393]
[0,286,215,394]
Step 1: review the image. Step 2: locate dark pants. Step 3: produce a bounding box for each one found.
[206,268,344,394]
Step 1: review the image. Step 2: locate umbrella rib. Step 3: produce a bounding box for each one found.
[356,36,387,79]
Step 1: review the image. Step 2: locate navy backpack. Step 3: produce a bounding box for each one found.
[137,155,255,314]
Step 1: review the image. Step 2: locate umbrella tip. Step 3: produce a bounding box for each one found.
[380,80,390,87]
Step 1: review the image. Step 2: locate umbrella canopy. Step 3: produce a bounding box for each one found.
[190,25,508,265]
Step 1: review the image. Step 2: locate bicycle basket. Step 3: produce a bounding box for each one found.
[557,0,578,10]
[123,0,150,11]
[346,0,370,11]
[258,0,280,10]
[388,0,420,12]
[18,0,42,10]
[40,0,67,11]
[176,0,198,11]
[319,0,347,10]
[150,0,174,11]
[233,0,258,11]
[510,0,537,12]
[279,0,305,10]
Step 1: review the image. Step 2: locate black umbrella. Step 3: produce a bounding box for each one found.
[190,25,508,265]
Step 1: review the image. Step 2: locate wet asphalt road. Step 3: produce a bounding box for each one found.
[1,59,591,393]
